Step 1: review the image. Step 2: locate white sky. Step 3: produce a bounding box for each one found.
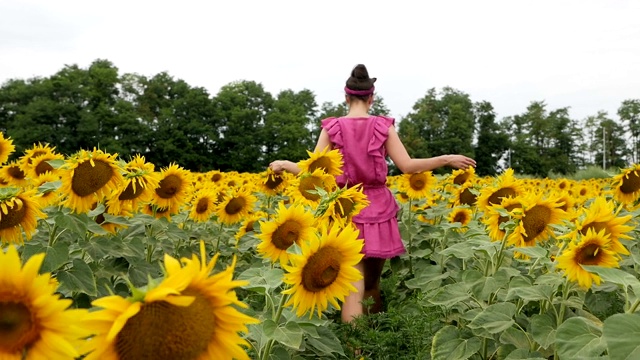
[1,0,639,122]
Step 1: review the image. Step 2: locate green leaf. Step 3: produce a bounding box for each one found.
[304,325,344,356]
[55,212,89,237]
[428,283,471,308]
[40,242,71,273]
[530,313,556,349]
[468,302,516,334]
[603,313,640,359]
[499,326,531,349]
[511,245,547,258]
[506,284,555,302]
[431,325,482,360]
[504,348,547,360]
[556,316,606,359]
[56,259,98,296]
[238,267,284,294]
[273,321,304,350]
[582,265,640,295]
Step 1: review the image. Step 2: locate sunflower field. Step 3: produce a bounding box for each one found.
[3,134,640,360]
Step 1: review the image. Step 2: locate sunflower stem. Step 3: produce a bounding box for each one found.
[627,297,640,313]
[493,227,511,275]
[261,292,290,360]
[48,223,58,247]
[408,199,413,276]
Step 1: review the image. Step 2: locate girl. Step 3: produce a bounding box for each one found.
[269,64,476,322]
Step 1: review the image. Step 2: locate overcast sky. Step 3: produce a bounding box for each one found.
[1,0,639,122]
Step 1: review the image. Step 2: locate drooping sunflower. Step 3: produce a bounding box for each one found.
[107,155,161,214]
[188,187,219,223]
[83,241,258,360]
[282,223,364,318]
[562,196,634,256]
[482,196,524,241]
[447,206,474,232]
[315,184,370,225]
[506,193,568,248]
[611,164,640,205]
[555,228,621,289]
[0,187,46,245]
[476,168,524,212]
[216,187,257,225]
[19,143,55,168]
[288,169,337,207]
[0,246,89,359]
[0,132,16,165]
[31,171,62,208]
[151,163,192,211]
[450,182,478,207]
[59,148,124,214]
[449,166,476,186]
[399,171,437,200]
[256,201,316,265]
[297,146,344,177]
[25,152,64,179]
[0,160,29,188]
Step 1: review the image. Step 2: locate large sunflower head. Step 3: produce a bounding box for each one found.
[151,163,193,211]
[297,146,344,177]
[107,155,162,215]
[0,160,29,188]
[612,164,640,205]
[555,228,621,289]
[288,169,337,207]
[449,166,476,186]
[18,143,56,168]
[477,168,524,212]
[399,171,437,199]
[25,152,64,180]
[315,184,370,225]
[482,195,524,241]
[216,187,257,225]
[451,182,478,207]
[188,187,218,223]
[59,148,124,214]
[0,132,16,165]
[83,241,258,360]
[282,223,364,318]
[506,192,568,248]
[447,206,474,232]
[256,201,316,265]
[0,246,90,359]
[260,168,289,195]
[0,187,46,245]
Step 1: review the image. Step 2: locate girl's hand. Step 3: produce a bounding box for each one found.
[446,155,476,170]
[269,160,289,174]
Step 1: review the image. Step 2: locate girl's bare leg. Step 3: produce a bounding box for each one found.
[341,261,365,323]
[362,257,387,314]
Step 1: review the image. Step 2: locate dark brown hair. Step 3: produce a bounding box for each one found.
[345,64,376,101]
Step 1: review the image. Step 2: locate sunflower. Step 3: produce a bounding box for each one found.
[31,172,62,208]
[235,211,266,242]
[483,196,524,241]
[83,241,258,360]
[141,203,180,221]
[260,168,288,196]
[0,187,46,245]
[94,202,132,234]
[207,170,225,184]
[612,164,640,205]
[449,166,476,186]
[447,206,473,232]
[256,202,316,264]
[0,132,16,165]
[556,228,621,289]
[451,182,478,207]
[19,143,55,168]
[25,152,64,179]
[288,169,337,207]
[476,168,524,212]
[506,193,568,248]
[0,160,29,188]
[297,146,344,177]
[282,223,364,318]
[59,148,124,214]
[107,155,161,215]
[216,187,257,225]
[152,163,192,211]
[399,171,436,199]
[0,246,89,359]
[315,184,370,225]
[187,187,218,223]
[562,196,634,255]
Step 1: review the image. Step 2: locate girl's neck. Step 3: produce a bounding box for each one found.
[346,103,370,118]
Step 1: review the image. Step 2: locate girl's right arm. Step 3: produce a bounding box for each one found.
[385,126,476,174]
[269,129,333,175]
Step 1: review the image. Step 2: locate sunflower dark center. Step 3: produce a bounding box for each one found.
[334,198,355,218]
[580,222,609,237]
[119,181,145,200]
[576,242,603,265]
[302,246,342,292]
[453,173,470,185]
[0,200,27,230]
[272,220,302,250]
[115,290,215,360]
[27,151,47,164]
[453,211,468,224]
[579,188,588,196]
[299,177,323,201]
[620,171,640,194]
[7,166,25,180]
[521,205,552,244]
[34,160,54,176]
[71,160,114,197]
[210,173,222,182]
[459,188,477,206]
[0,301,38,352]
[225,197,246,215]
[488,187,516,206]
[308,157,332,174]
[409,174,427,191]
[156,175,182,199]
[265,174,284,190]
[196,198,210,214]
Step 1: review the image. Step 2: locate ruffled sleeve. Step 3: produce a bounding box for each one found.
[368,115,394,156]
[321,117,343,148]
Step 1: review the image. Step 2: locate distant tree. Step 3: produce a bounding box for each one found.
[473,101,509,176]
[593,116,629,169]
[618,99,640,163]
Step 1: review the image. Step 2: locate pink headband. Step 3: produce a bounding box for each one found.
[344,86,375,96]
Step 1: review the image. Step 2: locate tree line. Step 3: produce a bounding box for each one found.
[1,59,638,177]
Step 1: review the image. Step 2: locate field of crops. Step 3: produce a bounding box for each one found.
[2,138,640,359]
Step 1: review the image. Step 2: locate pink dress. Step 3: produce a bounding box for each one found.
[321,115,405,259]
